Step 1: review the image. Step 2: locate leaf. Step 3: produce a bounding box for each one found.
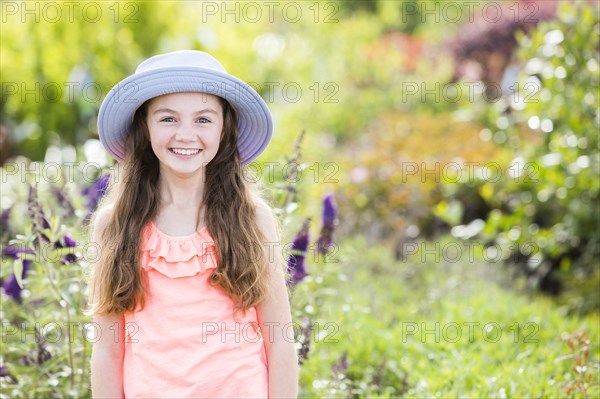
[13,258,24,289]
[18,251,36,261]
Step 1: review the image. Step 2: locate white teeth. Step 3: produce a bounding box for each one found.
[171,148,200,156]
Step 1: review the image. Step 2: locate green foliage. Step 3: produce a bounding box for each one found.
[438,2,600,313]
[2,1,599,397]
[0,155,104,397]
[1,2,184,160]
[295,236,599,398]
[3,179,598,397]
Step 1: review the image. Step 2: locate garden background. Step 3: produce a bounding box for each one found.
[1,0,599,397]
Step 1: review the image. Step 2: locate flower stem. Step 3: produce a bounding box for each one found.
[42,259,75,388]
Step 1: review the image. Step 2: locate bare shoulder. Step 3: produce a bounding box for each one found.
[254,198,279,241]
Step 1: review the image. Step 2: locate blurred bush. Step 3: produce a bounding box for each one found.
[1,1,469,163]
[0,2,186,161]
[438,2,599,313]
[334,111,506,248]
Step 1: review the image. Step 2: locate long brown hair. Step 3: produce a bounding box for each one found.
[87,96,270,315]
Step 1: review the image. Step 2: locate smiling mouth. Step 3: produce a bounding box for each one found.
[170,148,202,156]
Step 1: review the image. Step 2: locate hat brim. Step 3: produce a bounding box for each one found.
[97,66,273,165]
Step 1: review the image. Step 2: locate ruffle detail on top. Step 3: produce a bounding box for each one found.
[141,222,218,278]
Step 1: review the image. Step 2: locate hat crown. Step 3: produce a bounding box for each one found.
[135,50,227,74]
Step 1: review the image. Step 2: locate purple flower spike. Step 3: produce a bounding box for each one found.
[82,173,110,212]
[287,219,310,285]
[332,351,349,375]
[298,317,313,365]
[27,184,51,235]
[2,259,32,303]
[322,194,338,226]
[316,193,338,254]
[51,185,75,217]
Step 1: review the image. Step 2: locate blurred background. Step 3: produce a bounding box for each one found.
[1,0,599,397]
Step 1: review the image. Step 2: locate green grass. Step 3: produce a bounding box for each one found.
[294,235,600,398]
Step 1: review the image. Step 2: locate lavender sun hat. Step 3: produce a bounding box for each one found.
[97,50,273,165]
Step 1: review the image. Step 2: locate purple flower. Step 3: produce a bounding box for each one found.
[63,235,77,247]
[287,219,310,285]
[298,317,313,365]
[316,193,338,254]
[54,235,78,264]
[19,329,52,366]
[2,245,35,303]
[82,173,110,212]
[34,330,52,365]
[1,259,32,304]
[332,351,349,375]
[0,365,17,383]
[2,244,32,259]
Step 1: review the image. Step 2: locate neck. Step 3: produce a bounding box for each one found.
[158,168,205,209]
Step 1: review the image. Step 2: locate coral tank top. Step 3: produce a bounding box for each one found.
[122,221,268,398]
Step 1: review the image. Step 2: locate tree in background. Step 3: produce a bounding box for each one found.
[1,2,181,161]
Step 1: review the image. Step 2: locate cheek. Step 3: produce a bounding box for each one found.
[212,123,225,146]
[147,124,158,143]
[147,125,168,149]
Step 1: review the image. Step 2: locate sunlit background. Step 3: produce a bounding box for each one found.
[1,1,599,397]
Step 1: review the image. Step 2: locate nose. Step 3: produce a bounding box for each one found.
[174,122,196,141]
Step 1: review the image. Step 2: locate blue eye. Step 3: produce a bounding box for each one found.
[197,117,210,124]
[160,117,175,123]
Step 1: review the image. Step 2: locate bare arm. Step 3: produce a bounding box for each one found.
[256,202,299,399]
[90,313,125,398]
[89,206,125,399]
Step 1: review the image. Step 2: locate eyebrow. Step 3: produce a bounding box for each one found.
[152,107,219,115]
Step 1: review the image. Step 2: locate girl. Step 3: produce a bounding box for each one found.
[88,50,298,398]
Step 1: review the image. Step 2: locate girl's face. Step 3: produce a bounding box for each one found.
[146,92,223,177]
